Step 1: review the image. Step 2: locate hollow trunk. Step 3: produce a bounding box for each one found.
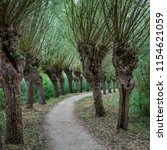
[64,69,73,93]
[35,75,46,105]
[0,25,24,144]
[44,68,60,98]
[107,80,112,93]
[112,43,138,131]
[78,43,107,117]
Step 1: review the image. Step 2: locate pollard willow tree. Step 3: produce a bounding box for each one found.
[41,14,82,96]
[41,22,67,96]
[66,0,111,117]
[102,0,149,130]
[0,0,48,144]
[20,5,52,108]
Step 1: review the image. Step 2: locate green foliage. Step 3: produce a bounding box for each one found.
[130,89,149,117]
[43,74,55,100]
[0,88,5,110]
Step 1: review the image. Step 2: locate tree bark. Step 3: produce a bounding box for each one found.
[44,69,60,98]
[0,25,24,144]
[25,77,34,109]
[112,43,138,131]
[35,75,46,105]
[55,68,66,95]
[2,77,24,144]
[74,72,83,93]
[107,80,112,93]
[64,69,73,93]
[24,55,46,108]
[78,42,107,117]
[92,81,105,117]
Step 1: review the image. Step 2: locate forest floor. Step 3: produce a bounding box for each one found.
[44,93,105,150]
[0,94,71,150]
[75,92,150,150]
[0,92,149,150]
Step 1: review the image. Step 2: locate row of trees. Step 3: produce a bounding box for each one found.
[0,0,149,145]
[66,0,149,130]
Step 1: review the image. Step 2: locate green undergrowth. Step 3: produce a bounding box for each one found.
[75,93,150,150]
[0,94,72,150]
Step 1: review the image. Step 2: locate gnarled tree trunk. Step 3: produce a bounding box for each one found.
[64,69,73,93]
[24,55,46,108]
[0,26,24,144]
[112,43,138,131]
[78,43,107,117]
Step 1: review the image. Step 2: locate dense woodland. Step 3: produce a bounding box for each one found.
[0,0,149,149]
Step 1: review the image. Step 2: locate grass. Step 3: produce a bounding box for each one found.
[75,92,150,150]
[0,94,72,150]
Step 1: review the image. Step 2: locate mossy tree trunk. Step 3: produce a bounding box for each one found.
[112,43,138,130]
[0,26,24,144]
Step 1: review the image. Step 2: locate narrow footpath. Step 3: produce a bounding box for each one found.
[44,93,105,150]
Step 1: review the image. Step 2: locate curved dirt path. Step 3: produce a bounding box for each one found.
[44,93,105,150]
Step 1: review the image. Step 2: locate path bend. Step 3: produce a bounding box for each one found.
[44,93,105,150]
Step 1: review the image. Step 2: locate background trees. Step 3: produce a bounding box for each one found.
[0,0,48,144]
[0,0,150,146]
[102,0,149,130]
[66,0,112,117]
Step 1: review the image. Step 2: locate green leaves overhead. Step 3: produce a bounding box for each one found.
[19,2,53,55]
[0,0,48,26]
[65,0,111,48]
[102,0,149,51]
